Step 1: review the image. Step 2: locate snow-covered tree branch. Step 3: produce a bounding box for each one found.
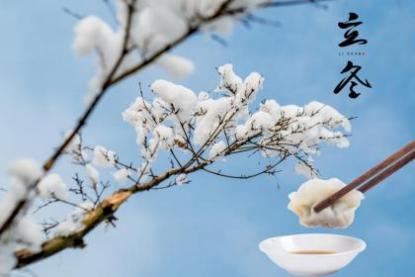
[0,0,338,274]
[12,63,350,270]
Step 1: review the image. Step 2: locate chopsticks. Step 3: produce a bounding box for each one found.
[313,140,415,213]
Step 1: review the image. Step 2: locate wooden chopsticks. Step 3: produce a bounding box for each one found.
[313,140,415,213]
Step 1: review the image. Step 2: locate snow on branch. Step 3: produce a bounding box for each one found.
[122,64,351,181]
[11,64,350,270]
[0,0,336,274]
[74,0,271,102]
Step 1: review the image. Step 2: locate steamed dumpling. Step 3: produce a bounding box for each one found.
[288,178,364,228]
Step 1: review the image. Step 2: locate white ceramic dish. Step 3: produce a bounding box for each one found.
[259,233,366,276]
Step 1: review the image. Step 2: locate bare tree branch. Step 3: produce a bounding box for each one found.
[202,156,286,179]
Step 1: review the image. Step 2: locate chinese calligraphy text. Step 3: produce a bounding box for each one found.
[335,12,371,99]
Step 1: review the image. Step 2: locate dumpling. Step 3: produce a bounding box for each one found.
[288,178,364,228]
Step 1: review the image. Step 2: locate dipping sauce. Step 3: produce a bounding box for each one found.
[289,250,336,255]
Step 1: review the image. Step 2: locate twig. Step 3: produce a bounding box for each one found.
[62,7,83,20]
[202,157,285,179]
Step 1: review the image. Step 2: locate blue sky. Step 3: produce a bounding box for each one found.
[0,0,414,276]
